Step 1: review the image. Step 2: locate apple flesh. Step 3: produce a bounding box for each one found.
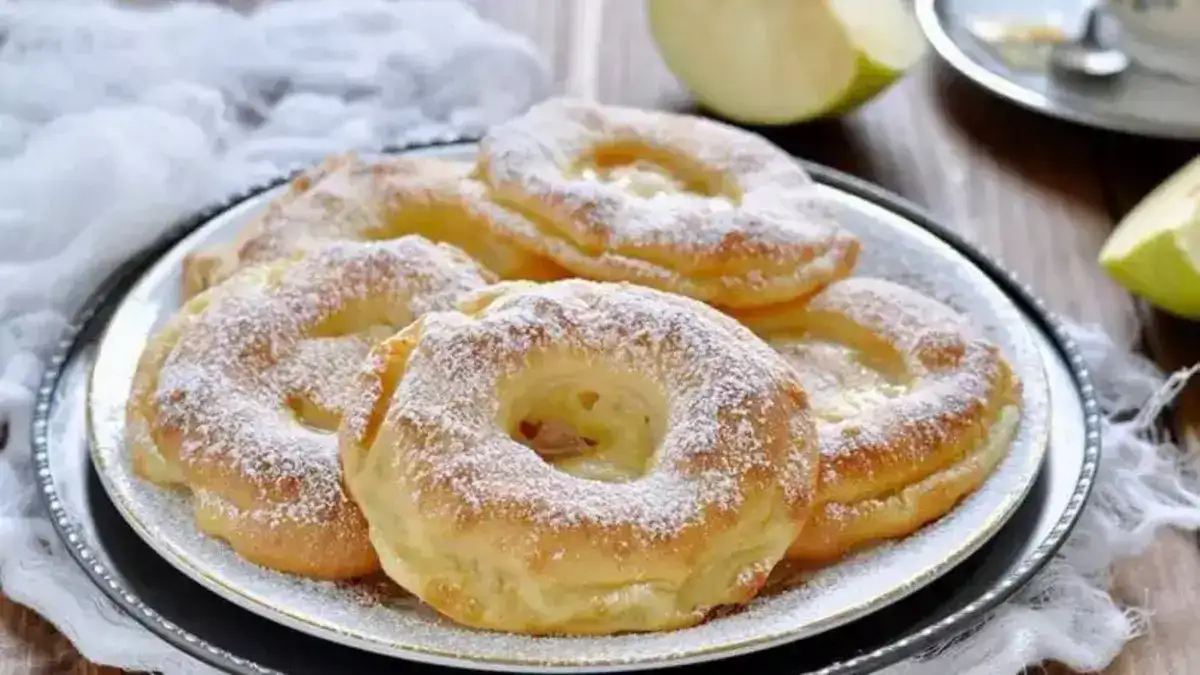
[1100,156,1200,319]
[646,0,927,124]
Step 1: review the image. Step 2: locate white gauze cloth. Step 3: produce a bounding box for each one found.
[1,2,1198,674]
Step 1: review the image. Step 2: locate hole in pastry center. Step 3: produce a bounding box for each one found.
[501,358,666,483]
[578,162,692,198]
[572,145,730,202]
[282,303,414,435]
[308,297,413,340]
[280,337,381,434]
[362,206,513,276]
[286,394,340,434]
[362,205,457,243]
[769,338,912,423]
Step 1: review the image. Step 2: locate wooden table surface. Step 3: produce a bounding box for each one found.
[4,2,1200,673]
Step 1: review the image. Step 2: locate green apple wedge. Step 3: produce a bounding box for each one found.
[1099,156,1200,319]
[646,0,928,125]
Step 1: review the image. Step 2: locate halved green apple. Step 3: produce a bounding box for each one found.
[646,0,928,124]
[1100,156,1200,319]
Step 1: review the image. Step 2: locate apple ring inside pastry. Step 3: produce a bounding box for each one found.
[475,98,859,309]
[735,277,1022,564]
[340,279,818,634]
[127,237,494,579]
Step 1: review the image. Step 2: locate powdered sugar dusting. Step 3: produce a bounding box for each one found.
[478,98,859,285]
[757,277,1016,505]
[772,340,907,421]
[235,154,468,266]
[152,237,490,525]
[354,279,808,541]
[342,348,386,445]
[807,282,1006,460]
[82,146,1052,669]
[817,349,993,463]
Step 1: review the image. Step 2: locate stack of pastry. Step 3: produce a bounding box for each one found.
[127,98,1022,636]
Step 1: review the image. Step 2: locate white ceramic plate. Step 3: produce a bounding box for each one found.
[85,143,1051,672]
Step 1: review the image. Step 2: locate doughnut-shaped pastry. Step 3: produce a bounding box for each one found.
[475,98,860,310]
[182,153,565,298]
[340,279,818,634]
[127,237,495,579]
[734,278,1021,564]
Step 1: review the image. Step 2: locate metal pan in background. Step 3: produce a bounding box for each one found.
[917,0,1200,140]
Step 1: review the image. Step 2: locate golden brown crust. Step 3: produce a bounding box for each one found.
[476,98,859,309]
[786,405,1017,564]
[181,249,233,300]
[181,153,566,298]
[734,277,1021,563]
[340,279,818,634]
[127,237,494,580]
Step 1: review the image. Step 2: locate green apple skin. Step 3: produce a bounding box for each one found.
[822,54,911,117]
[1099,156,1200,319]
[1101,223,1200,320]
[647,0,857,125]
[645,0,924,125]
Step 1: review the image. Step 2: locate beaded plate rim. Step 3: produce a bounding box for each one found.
[32,133,1100,675]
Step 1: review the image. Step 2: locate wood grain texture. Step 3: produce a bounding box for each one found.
[1096,132,1200,675]
[4,1,1199,674]
[1098,132,1200,448]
